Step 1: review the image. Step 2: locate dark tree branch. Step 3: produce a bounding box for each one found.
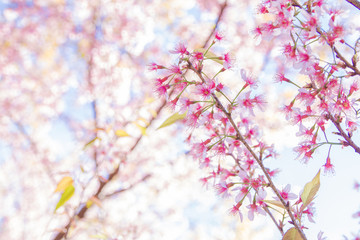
[328,113,360,154]
[202,0,228,48]
[346,0,360,11]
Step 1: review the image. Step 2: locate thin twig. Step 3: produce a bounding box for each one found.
[202,0,228,48]
[328,113,360,154]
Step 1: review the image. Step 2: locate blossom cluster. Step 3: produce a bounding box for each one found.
[150,37,314,237]
[151,0,360,238]
[255,0,360,175]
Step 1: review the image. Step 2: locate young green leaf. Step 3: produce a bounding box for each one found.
[54,185,75,212]
[194,48,224,65]
[54,176,73,193]
[134,122,147,135]
[157,112,186,130]
[263,199,286,209]
[301,169,320,210]
[283,227,302,240]
[83,137,100,150]
[115,129,130,137]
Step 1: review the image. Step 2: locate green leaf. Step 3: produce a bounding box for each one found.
[194,48,224,65]
[263,199,286,209]
[115,129,130,137]
[157,112,186,130]
[54,185,75,212]
[54,176,73,193]
[301,169,320,210]
[90,234,108,239]
[83,137,100,150]
[283,227,302,240]
[134,122,147,135]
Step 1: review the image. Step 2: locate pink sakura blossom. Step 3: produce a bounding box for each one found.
[219,52,232,69]
[302,13,318,38]
[323,156,335,176]
[296,125,315,140]
[185,110,202,128]
[333,93,352,116]
[213,143,227,157]
[245,126,260,141]
[195,80,216,99]
[283,43,297,62]
[318,99,329,112]
[199,157,211,169]
[179,98,194,113]
[148,62,165,71]
[349,80,360,96]
[246,189,267,221]
[237,92,256,116]
[214,30,224,42]
[297,89,316,105]
[199,176,212,189]
[220,169,236,181]
[250,178,262,190]
[275,184,297,201]
[290,108,308,127]
[294,144,312,160]
[229,202,243,221]
[326,22,344,46]
[227,138,241,154]
[234,186,251,203]
[282,101,295,120]
[155,84,170,98]
[252,95,266,111]
[169,65,183,75]
[257,3,269,14]
[317,231,327,240]
[168,97,179,110]
[303,202,316,223]
[215,181,234,198]
[173,79,188,93]
[274,73,290,83]
[193,51,204,61]
[190,140,209,160]
[240,69,258,88]
[294,48,313,73]
[267,168,280,178]
[169,42,189,56]
[252,26,263,42]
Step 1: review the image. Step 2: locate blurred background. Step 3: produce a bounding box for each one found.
[0,0,359,239]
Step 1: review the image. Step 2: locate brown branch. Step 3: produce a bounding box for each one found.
[346,0,360,11]
[332,46,360,75]
[202,0,228,48]
[328,113,360,154]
